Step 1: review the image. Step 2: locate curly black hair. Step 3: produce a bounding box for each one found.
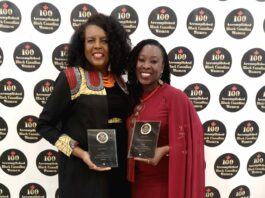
[127,39,171,114]
[67,13,131,76]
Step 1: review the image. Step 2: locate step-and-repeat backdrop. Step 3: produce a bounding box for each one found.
[0,0,265,197]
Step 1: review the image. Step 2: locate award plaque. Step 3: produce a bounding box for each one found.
[87,129,118,167]
[128,121,161,158]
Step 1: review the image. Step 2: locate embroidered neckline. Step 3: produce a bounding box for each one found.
[103,72,115,88]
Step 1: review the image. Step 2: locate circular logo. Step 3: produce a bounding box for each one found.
[17,115,42,143]
[203,47,232,77]
[0,78,24,107]
[0,47,3,66]
[184,83,210,111]
[256,86,265,112]
[205,186,220,198]
[0,148,27,176]
[33,79,54,107]
[0,183,10,197]
[52,43,70,71]
[224,8,254,39]
[219,84,247,112]
[31,2,61,34]
[235,120,259,147]
[0,116,8,141]
[36,149,58,176]
[247,152,265,177]
[214,153,240,179]
[187,7,215,39]
[96,132,108,144]
[70,4,97,31]
[203,120,226,147]
[0,1,21,32]
[111,5,139,35]
[229,185,250,198]
[241,48,265,77]
[168,46,194,76]
[19,183,46,198]
[148,6,177,37]
[13,42,42,72]
[140,123,152,135]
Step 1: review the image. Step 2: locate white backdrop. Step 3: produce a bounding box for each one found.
[0,0,265,197]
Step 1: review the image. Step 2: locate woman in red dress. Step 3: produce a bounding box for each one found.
[126,39,205,198]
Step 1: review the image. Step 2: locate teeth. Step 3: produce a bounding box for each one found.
[94,53,103,58]
[141,73,151,77]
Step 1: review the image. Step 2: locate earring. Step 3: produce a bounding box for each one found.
[158,79,164,85]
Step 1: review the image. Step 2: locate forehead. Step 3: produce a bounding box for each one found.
[139,45,163,57]
[84,24,106,37]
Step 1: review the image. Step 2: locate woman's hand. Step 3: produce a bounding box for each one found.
[72,146,111,171]
[134,145,169,166]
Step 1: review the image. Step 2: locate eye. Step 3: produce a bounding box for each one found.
[150,60,158,64]
[138,58,144,62]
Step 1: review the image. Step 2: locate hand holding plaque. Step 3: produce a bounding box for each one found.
[128,121,160,158]
[87,129,118,167]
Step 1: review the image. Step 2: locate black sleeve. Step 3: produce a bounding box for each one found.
[36,72,71,145]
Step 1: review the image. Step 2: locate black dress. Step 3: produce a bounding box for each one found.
[37,67,130,198]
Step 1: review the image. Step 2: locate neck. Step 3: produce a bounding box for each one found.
[142,82,160,93]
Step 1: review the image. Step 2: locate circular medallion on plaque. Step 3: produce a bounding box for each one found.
[148,6,177,37]
[187,7,215,39]
[168,46,194,76]
[31,2,61,34]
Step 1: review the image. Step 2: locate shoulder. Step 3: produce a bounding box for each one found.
[162,83,188,99]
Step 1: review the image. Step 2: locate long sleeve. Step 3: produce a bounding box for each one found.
[36,72,72,145]
[168,88,205,198]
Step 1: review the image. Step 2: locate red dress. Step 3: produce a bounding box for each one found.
[127,83,205,198]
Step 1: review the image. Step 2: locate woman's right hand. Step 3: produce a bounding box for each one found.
[72,146,111,171]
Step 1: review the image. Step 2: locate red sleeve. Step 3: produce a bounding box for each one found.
[168,88,205,198]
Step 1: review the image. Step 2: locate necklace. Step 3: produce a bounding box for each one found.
[129,85,161,128]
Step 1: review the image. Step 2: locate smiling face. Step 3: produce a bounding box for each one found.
[84,25,109,73]
[136,44,164,92]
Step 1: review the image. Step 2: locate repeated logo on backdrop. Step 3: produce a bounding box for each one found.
[0,1,265,198]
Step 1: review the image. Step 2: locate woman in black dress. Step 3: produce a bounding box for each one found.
[37,13,131,198]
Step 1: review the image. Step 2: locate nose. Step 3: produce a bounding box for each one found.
[142,61,150,69]
[94,39,101,49]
